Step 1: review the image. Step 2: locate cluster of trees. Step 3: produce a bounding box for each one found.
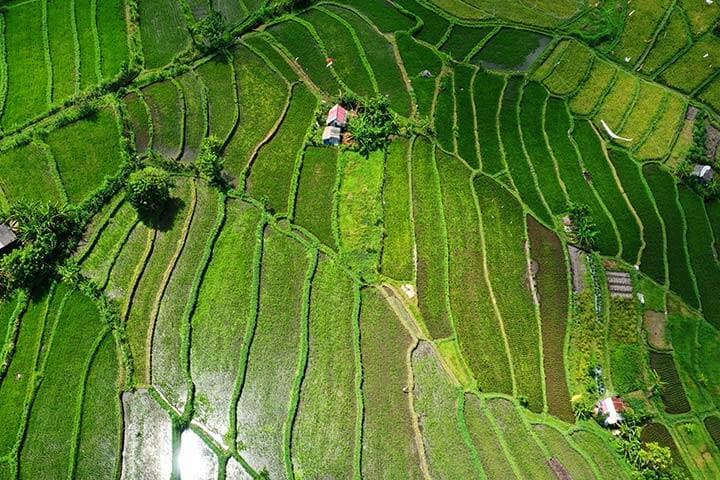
[675,111,720,200]
[345,94,399,156]
[566,203,599,250]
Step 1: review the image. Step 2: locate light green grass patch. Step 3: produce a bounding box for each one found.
[381,138,414,281]
[196,55,237,143]
[640,7,691,75]
[138,0,191,69]
[569,60,616,116]
[542,41,593,96]
[294,146,338,249]
[661,34,720,93]
[635,94,686,161]
[0,142,63,204]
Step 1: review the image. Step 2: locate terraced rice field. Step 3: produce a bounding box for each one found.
[0,0,718,478]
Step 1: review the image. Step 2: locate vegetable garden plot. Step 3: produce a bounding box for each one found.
[177,72,207,162]
[642,164,698,308]
[151,184,220,411]
[463,394,517,479]
[473,69,505,174]
[235,229,310,479]
[542,41,594,97]
[0,141,63,204]
[300,8,375,98]
[666,314,713,412]
[393,0,450,45]
[544,98,620,257]
[126,179,194,385]
[138,0,191,69]
[242,34,299,83]
[323,5,413,117]
[267,19,341,95]
[610,0,672,66]
[454,65,479,168]
[294,147,338,249]
[641,422,690,475]
[678,188,720,329]
[96,0,129,81]
[650,351,691,414]
[396,32,442,118]
[706,416,720,449]
[519,82,567,215]
[381,138,414,281]
[410,138,452,339]
[440,25,493,62]
[0,293,48,457]
[360,287,423,479]
[474,175,545,412]
[570,429,630,478]
[1,0,49,130]
[46,0,77,103]
[436,151,513,393]
[527,217,572,422]
[123,92,152,153]
[412,342,481,478]
[569,61,616,116]
[142,81,184,159]
[532,424,596,480]
[196,54,238,144]
[246,83,316,216]
[607,297,649,395]
[292,258,356,479]
[74,334,121,479]
[485,397,555,479]
[662,34,720,93]
[337,150,385,278]
[434,71,456,153]
[471,28,550,72]
[499,77,552,225]
[335,0,415,33]
[75,0,100,90]
[572,120,642,264]
[190,201,261,438]
[640,7,691,76]
[223,45,288,180]
[18,288,105,480]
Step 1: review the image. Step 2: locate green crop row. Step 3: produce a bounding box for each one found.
[650,351,691,414]
[611,0,672,67]
[242,34,299,84]
[337,0,415,34]
[393,0,449,45]
[197,53,239,146]
[440,24,494,62]
[454,64,479,168]
[434,70,456,152]
[473,69,505,174]
[139,0,192,70]
[533,424,597,480]
[542,40,593,97]
[177,71,207,161]
[641,422,690,476]
[471,28,551,73]
[570,429,633,478]
[396,32,441,119]
[607,297,649,394]
[640,7,691,76]
[381,139,414,281]
[463,394,519,478]
[142,80,184,158]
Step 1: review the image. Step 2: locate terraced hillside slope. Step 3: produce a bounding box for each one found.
[0,1,718,479]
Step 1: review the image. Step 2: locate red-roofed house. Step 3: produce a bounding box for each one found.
[596,396,626,426]
[326,104,348,128]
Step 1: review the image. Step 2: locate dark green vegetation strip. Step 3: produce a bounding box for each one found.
[519,82,567,214]
[441,25,493,62]
[46,0,77,103]
[1,1,48,129]
[96,0,129,80]
[359,287,423,479]
[475,176,544,412]
[301,8,375,98]
[570,430,630,478]
[224,45,289,179]
[434,71,456,152]
[247,83,316,216]
[649,351,691,414]
[294,147,338,249]
[500,77,551,225]
[527,217,572,422]
[708,201,720,259]
[485,397,554,479]
[138,0,191,69]
[607,298,648,395]
[190,201,261,438]
[325,5,412,117]
[572,120,642,264]
[105,221,151,299]
[75,0,99,90]
[411,138,452,339]
[292,257,356,479]
[142,81,184,159]
[235,229,309,478]
[196,54,238,143]
[472,28,549,72]
[705,416,720,449]
[177,72,206,162]
[242,34,299,83]
[19,289,104,480]
[381,139,414,281]
[607,149,666,285]
[74,334,121,479]
[396,32,441,118]
[545,98,619,257]
[677,188,720,329]
[124,92,152,153]
[337,0,415,33]
[474,70,505,174]
[393,0,450,45]
[454,65,479,169]
[0,142,63,204]
[463,394,517,478]
[643,164,698,308]
[532,424,596,480]
[436,151,512,393]
[412,342,481,477]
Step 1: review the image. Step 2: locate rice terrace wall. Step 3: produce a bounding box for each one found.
[0,0,718,478]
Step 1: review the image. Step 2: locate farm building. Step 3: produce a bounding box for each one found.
[0,223,17,253]
[326,104,348,128]
[596,396,626,426]
[692,164,715,183]
[322,126,341,146]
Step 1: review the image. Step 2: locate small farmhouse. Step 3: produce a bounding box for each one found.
[322,126,341,146]
[596,396,625,426]
[326,104,348,128]
[692,164,715,183]
[0,223,17,253]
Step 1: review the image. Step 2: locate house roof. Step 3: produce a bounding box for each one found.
[327,104,348,125]
[322,126,341,140]
[0,223,17,249]
[598,397,624,425]
[692,164,715,181]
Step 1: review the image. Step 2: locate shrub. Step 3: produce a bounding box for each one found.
[125,167,173,216]
[567,202,599,250]
[347,95,399,156]
[196,136,225,185]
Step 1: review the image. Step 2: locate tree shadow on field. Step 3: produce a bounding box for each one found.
[139,196,186,233]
